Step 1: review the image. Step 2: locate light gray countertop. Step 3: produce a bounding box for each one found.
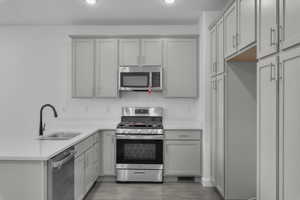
[0,121,202,161]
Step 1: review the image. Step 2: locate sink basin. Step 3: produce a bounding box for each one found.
[38,132,81,140]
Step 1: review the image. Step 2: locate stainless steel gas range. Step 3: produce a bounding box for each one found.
[115,107,164,183]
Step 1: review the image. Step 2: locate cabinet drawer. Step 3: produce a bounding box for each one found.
[75,136,93,157]
[165,130,201,140]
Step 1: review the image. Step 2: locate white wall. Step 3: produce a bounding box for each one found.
[198,11,222,186]
[0,25,201,138]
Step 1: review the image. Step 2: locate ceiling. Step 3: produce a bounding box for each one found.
[0,0,228,25]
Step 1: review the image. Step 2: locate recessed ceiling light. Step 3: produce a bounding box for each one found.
[164,0,175,5]
[85,0,97,5]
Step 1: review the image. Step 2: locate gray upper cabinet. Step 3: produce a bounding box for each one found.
[279,0,300,50]
[163,39,198,98]
[257,55,278,200]
[119,39,140,66]
[72,38,119,98]
[224,2,238,58]
[72,39,95,98]
[237,0,256,50]
[119,38,162,66]
[95,39,119,98]
[141,39,163,66]
[217,18,224,74]
[257,0,278,58]
[210,26,217,75]
[279,46,300,200]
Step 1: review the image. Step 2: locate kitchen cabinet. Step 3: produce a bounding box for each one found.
[119,38,162,66]
[119,39,140,66]
[72,39,95,98]
[210,75,225,195]
[72,38,119,98]
[75,133,100,200]
[279,46,300,200]
[210,77,217,185]
[257,55,278,200]
[164,131,201,176]
[279,0,300,50]
[215,75,225,196]
[217,18,225,74]
[165,140,201,176]
[224,2,238,57]
[141,39,163,65]
[163,38,198,98]
[101,131,115,176]
[257,0,278,58]
[210,26,217,75]
[75,154,85,200]
[95,39,119,98]
[237,0,256,50]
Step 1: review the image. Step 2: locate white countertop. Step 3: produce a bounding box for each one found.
[0,121,201,161]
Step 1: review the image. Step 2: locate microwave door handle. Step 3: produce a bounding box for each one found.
[149,72,152,88]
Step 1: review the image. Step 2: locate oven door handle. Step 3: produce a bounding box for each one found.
[116,135,164,140]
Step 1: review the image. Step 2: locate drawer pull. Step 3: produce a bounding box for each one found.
[179,135,189,138]
[134,171,145,175]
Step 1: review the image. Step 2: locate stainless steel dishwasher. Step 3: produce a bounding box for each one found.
[48,147,75,200]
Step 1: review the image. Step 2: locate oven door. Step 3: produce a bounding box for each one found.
[119,72,150,91]
[116,135,163,168]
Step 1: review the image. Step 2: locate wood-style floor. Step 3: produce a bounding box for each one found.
[85,182,222,200]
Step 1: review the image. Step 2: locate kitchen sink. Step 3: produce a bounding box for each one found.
[38,132,81,140]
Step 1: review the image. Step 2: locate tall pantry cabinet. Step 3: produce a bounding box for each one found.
[257,0,300,200]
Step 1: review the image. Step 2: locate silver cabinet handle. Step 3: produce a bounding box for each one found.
[236,33,239,48]
[270,27,276,46]
[270,63,277,81]
[233,35,236,48]
[279,25,284,43]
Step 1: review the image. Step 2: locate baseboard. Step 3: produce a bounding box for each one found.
[201,177,213,187]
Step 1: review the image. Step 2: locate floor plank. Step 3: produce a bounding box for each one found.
[85,182,222,200]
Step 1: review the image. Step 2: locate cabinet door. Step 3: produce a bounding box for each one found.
[165,140,201,176]
[75,154,85,200]
[216,75,225,196]
[257,0,277,58]
[217,18,224,74]
[72,39,95,98]
[141,39,162,66]
[119,39,140,66]
[164,39,198,98]
[279,47,300,200]
[257,55,278,200]
[210,26,217,75]
[85,147,94,192]
[211,77,217,185]
[279,0,300,49]
[224,2,238,58]
[102,131,115,176]
[95,39,119,98]
[238,0,256,50]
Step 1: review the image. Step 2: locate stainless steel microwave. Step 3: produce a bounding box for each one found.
[119,66,162,91]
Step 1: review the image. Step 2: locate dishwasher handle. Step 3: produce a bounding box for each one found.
[52,150,75,169]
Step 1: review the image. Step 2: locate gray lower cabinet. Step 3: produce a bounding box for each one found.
[72,38,119,98]
[279,46,300,200]
[163,39,198,98]
[257,55,278,200]
[101,131,116,176]
[75,133,100,200]
[164,131,201,176]
[211,75,225,196]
